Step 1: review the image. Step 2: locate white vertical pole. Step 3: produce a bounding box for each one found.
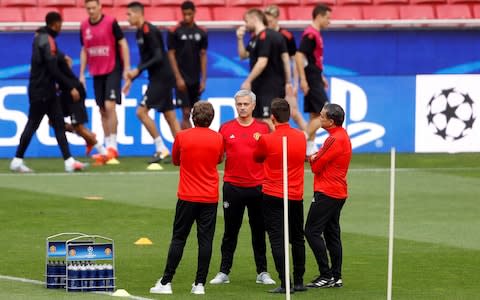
[282,136,291,300]
[387,147,396,300]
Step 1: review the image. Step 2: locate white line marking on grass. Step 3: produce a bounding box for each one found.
[0,167,479,177]
[0,274,153,300]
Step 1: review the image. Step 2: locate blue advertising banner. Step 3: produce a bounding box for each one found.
[66,243,113,261]
[0,29,477,156]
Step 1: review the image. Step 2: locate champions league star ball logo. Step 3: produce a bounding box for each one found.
[426,88,476,141]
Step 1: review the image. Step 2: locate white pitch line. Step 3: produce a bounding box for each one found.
[0,167,479,177]
[0,274,153,300]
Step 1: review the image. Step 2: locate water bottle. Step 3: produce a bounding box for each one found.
[87,263,96,291]
[96,264,106,291]
[58,261,66,289]
[105,264,114,291]
[46,261,55,289]
[67,264,80,292]
[79,264,88,291]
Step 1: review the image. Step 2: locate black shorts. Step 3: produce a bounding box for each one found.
[140,82,174,113]
[93,67,122,108]
[59,85,88,125]
[174,82,200,108]
[304,71,328,114]
[252,84,285,119]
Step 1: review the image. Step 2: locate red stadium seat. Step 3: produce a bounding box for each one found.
[301,0,335,5]
[473,4,480,17]
[287,6,312,20]
[1,0,37,6]
[362,5,399,19]
[75,0,114,6]
[331,5,362,19]
[62,7,87,22]
[144,7,177,21]
[436,4,472,18]
[151,0,183,6]
[228,0,264,6]
[374,0,408,4]
[174,6,212,20]
[399,5,435,19]
[337,0,372,5]
[411,0,446,4]
[24,7,60,21]
[0,8,23,22]
[103,7,127,21]
[212,7,245,20]
[39,0,76,6]
[449,0,480,3]
[196,0,226,6]
[265,0,300,6]
[114,0,151,6]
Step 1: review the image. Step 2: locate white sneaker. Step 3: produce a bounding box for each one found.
[209,272,230,284]
[10,158,33,173]
[150,278,172,294]
[191,283,205,295]
[256,272,276,285]
[65,158,87,173]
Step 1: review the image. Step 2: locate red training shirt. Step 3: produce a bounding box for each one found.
[253,123,306,201]
[310,126,352,199]
[220,119,270,187]
[172,127,224,203]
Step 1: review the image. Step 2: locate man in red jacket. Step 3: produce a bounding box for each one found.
[149,101,224,296]
[305,103,352,289]
[253,98,307,294]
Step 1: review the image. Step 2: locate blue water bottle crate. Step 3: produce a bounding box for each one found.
[45,233,115,293]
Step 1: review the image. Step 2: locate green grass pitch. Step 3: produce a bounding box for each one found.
[0,153,479,299]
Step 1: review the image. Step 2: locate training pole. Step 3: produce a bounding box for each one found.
[387,147,396,300]
[282,136,291,300]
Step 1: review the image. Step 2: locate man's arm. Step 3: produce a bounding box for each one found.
[172,135,181,166]
[282,52,291,85]
[79,46,87,88]
[168,49,187,93]
[199,48,207,93]
[118,38,130,80]
[253,136,268,163]
[309,136,341,174]
[241,57,268,90]
[236,26,249,59]
[295,51,309,95]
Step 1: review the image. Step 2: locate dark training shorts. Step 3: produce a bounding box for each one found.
[140,82,175,113]
[174,82,200,108]
[93,67,122,107]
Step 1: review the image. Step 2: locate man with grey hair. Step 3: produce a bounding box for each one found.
[210,89,275,285]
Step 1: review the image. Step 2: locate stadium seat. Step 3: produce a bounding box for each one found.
[75,0,113,6]
[301,0,335,5]
[337,0,372,5]
[362,5,399,19]
[24,7,60,21]
[374,0,408,4]
[0,8,23,22]
[265,0,300,6]
[399,5,435,19]
[411,0,446,4]
[287,6,313,20]
[212,7,245,20]
[331,6,362,19]
[473,4,480,17]
[145,7,177,21]
[39,0,76,6]
[151,0,183,6]
[103,7,127,21]
[436,4,472,18]
[175,6,212,20]
[114,0,151,6]
[1,0,37,6]
[62,7,87,22]
[449,0,480,3]
[228,0,264,7]
[195,0,226,6]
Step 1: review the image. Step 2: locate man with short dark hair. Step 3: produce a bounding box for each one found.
[10,11,86,173]
[209,89,275,285]
[253,98,307,294]
[305,103,352,289]
[167,0,208,130]
[296,4,332,157]
[123,1,180,166]
[80,0,130,163]
[237,8,291,129]
[150,101,224,296]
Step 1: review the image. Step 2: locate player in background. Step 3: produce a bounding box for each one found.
[10,12,86,173]
[123,2,180,165]
[210,89,275,285]
[236,8,291,130]
[57,53,109,163]
[253,98,307,293]
[80,0,130,162]
[167,0,208,130]
[149,102,224,295]
[295,4,331,157]
[264,5,307,132]
[305,104,352,289]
